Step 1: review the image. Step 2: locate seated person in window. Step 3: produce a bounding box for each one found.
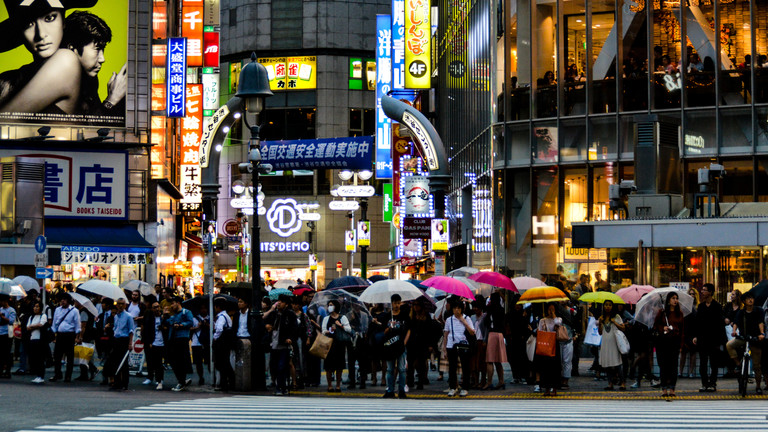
[687,53,704,74]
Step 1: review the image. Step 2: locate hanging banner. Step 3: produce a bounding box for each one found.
[260,136,372,170]
[404,0,430,88]
[0,0,128,127]
[357,221,371,247]
[179,84,203,211]
[181,4,203,67]
[166,38,187,118]
[375,14,393,179]
[345,230,356,252]
[431,218,448,251]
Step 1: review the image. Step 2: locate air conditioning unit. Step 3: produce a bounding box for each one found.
[0,157,45,243]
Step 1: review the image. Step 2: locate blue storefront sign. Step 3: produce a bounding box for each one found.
[167,38,187,118]
[376,14,393,179]
[261,136,373,170]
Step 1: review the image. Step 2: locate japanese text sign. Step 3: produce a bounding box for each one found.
[202,73,219,111]
[181,5,203,66]
[4,149,127,219]
[180,84,203,211]
[258,56,317,91]
[391,0,406,89]
[404,0,430,88]
[153,1,167,39]
[166,38,187,118]
[376,14,393,179]
[260,136,373,170]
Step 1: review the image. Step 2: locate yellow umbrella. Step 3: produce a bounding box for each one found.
[518,286,569,303]
[578,291,626,304]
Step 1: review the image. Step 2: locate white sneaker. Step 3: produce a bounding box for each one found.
[404,384,409,393]
[142,379,152,385]
[459,389,468,397]
[156,382,163,391]
[31,377,44,384]
[533,384,541,392]
[447,388,457,397]
[171,384,184,392]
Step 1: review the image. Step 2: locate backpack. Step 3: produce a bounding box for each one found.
[216,316,237,350]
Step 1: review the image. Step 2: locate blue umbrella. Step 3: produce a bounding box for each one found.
[406,279,428,290]
[325,276,370,291]
[268,288,294,301]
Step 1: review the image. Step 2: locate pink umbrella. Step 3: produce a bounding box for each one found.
[615,284,655,304]
[421,276,475,300]
[511,276,547,292]
[468,271,518,292]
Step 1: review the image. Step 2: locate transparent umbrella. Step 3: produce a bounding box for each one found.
[634,287,695,328]
[309,289,371,335]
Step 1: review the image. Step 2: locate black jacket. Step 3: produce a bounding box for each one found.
[265,308,298,348]
[232,309,258,340]
[141,313,169,347]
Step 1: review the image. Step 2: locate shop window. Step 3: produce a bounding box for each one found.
[593,165,615,221]
[652,5,682,109]
[720,159,754,203]
[757,158,768,202]
[506,0,530,121]
[682,3,716,108]
[684,110,716,156]
[563,0,586,116]
[507,122,531,166]
[533,121,558,163]
[590,116,617,161]
[714,248,760,296]
[261,108,316,141]
[563,168,588,240]
[560,117,587,162]
[718,0,752,106]
[590,2,616,114]
[620,0,648,112]
[608,248,636,289]
[757,0,768,103]
[720,108,753,154]
[757,106,768,152]
[533,0,557,118]
[349,108,375,137]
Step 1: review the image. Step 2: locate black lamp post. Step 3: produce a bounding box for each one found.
[235,53,273,390]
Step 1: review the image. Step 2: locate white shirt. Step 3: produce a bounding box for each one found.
[127,302,141,318]
[153,316,164,347]
[52,305,81,334]
[191,317,202,347]
[26,314,48,340]
[213,311,232,341]
[237,310,250,338]
[443,315,475,349]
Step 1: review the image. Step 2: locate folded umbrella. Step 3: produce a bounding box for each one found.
[615,285,655,305]
[421,276,475,300]
[634,287,695,329]
[578,291,626,305]
[518,286,569,304]
[359,279,424,304]
[76,279,128,301]
[469,271,517,292]
[69,292,99,317]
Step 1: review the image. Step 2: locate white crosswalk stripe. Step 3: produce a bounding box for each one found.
[17,396,768,432]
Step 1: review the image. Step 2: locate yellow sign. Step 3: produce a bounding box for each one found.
[404,0,431,88]
[258,56,317,91]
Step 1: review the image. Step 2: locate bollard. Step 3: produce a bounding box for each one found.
[235,339,252,391]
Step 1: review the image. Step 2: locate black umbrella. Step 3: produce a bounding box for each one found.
[220,281,268,305]
[182,294,238,315]
[747,280,768,308]
[325,276,370,292]
[368,275,388,283]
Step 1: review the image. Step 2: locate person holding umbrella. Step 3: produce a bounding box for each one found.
[653,292,685,397]
[321,299,351,393]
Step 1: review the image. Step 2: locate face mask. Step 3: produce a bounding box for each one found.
[328,305,335,313]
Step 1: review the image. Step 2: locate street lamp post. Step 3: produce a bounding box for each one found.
[235,53,273,390]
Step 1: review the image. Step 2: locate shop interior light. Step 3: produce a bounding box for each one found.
[357,170,373,181]
[338,170,354,181]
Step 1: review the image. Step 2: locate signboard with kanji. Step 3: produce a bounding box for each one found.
[166,38,187,118]
[260,136,373,170]
[404,0,431,88]
[375,15,393,179]
[181,4,204,67]
[3,149,127,220]
[258,56,317,91]
[179,84,203,211]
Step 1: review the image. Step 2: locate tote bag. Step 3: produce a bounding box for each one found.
[615,329,630,355]
[309,333,333,359]
[535,331,557,357]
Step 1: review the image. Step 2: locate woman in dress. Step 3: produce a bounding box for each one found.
[483,292,507,390]
[598,300,626,390]
[321,300,351,392]
[654,292,684,397]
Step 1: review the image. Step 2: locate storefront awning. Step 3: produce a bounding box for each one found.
[46,225,155,253]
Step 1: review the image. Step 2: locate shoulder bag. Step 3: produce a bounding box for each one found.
[556,324,570,342]
[616,329,630,355]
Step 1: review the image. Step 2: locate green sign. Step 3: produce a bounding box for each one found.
[383,183,393,222]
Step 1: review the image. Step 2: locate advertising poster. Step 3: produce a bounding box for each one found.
[345,230,356,252]
[258,56,316,91]
[404,175,430,215]
[357,221,370,247]
[431,218,448,251]
[0,0,129,127]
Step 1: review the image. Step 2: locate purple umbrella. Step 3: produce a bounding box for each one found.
[468,271,517,292]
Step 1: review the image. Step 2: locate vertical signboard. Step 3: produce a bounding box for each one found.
[431,219,448,251]
[166,38,187,118]
[404,0,431,88]
[375,15,393,179]
[345,230,356,252]
[179,84,203,211]
[404,175,430,216]
[182,4,204,67]
[357,221,371,247]
[391,0,406,89]
[383,183,393,222]
[152,0,168,67]
[203,31,220,67]
[202,73,219,111]
[150,84,166,179]
[204,0,220,26]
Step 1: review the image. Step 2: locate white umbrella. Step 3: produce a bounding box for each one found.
[359,280,424,304]
[0,278,24,296]
[511,276,548,292]
[76,279,127,301]
[69,292,99,317]
[120,280,154,297]
[13,276,40,293]
[446,266,479,277]
[272,279,296,290]
[634,287,695,328]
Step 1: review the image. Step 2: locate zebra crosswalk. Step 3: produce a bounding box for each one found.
[18,396,768,432]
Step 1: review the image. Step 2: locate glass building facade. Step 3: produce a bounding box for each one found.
[435,0,768,294]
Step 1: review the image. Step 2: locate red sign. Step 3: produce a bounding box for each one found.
[133,341,144,354]
[223,219,240,236]
[152,1,167,39]
[203,31,220,67]
[336,261,343,271]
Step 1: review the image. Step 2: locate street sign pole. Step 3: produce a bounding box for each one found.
[34,236,47,306]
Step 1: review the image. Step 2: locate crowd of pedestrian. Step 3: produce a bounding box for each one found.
[1,276,767,399]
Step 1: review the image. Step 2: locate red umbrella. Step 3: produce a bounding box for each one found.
[421,276,475,300]
[468,271,517,292]
[292,287,314,297]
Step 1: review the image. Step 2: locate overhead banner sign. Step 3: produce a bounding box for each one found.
[375,14,393,179]
[431,218,448,251]
[261,136,373,170]
[0,0,128,127]
[3,149,127,220]
[258,56,317,90]
[404,0,431,88]
[166,38,187,118]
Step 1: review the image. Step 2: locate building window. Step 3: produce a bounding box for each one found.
[349,108,375,137]
[229,8,237,27]
[261,108,316,141]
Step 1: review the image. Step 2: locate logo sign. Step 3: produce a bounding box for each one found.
[532,215,557,245]
[223,219,240,236]
[261,136,373,170]
[266,198,303,238]
[36,268,54,279]
[403,217,432,239]
[357,221,371,247]
[404,176,430,215]
[383,183,393,222]
[404,0,430,88]
[448,60,466,78]
[133,340,144,354]
[329,200,360,211]
[35,235,47,253]
[431,218,448,251]
[203,31,220,67]
[375,14,393,179]
[336,185,376,197]
[166,38,187,118]
[345,230,356,252]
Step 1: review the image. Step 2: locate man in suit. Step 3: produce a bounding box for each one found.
[141,299,167,390]
[232,297,259,388]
